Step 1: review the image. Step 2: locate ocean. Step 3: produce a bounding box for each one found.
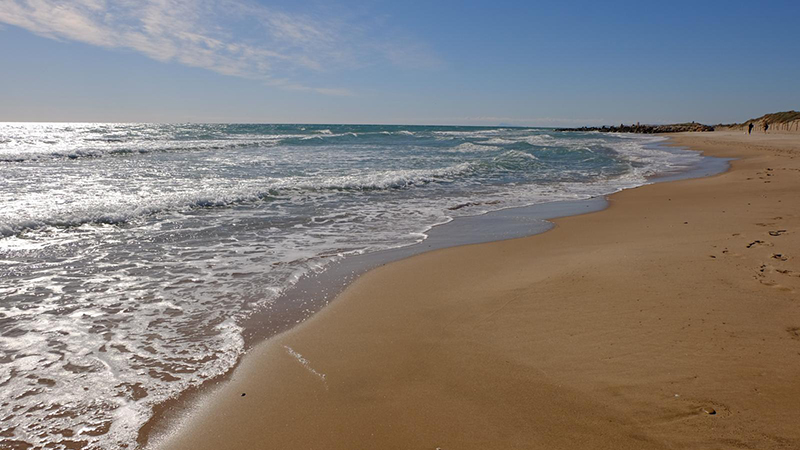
[0,123,714,449]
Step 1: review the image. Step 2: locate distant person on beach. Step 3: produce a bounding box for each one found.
[748,123,754,135]
[764,122,769,134]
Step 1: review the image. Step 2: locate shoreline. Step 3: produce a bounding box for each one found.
[137,196,610,446]
[139,136,719,446]
[151,131,800,449]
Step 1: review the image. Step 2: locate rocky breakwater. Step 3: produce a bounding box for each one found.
[557,122,714,134]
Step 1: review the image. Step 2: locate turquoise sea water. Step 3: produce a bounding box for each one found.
[0,123,707,449]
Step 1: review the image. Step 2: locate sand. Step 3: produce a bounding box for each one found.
[152,131,800,450]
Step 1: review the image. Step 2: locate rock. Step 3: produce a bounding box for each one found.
[556,122,714,134]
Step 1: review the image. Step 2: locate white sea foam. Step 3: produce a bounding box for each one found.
[0,124,710,449]
[481,137,517,145]
[0,163,476,236]
[447,142,500,153]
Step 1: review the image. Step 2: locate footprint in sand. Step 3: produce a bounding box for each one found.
[756,263,799,291]
[787,327,800,340]
[758,263,796,277]
[747,240,770,248]
[755,170,775,181]
[756,264,777,284]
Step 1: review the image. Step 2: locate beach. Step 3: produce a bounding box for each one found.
[151,130,800,449]
[2,2,797,449]
[1,125,714,449]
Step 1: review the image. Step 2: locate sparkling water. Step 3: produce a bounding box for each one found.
[0,123,704,449]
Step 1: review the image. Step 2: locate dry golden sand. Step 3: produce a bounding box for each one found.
[153,131,800,450]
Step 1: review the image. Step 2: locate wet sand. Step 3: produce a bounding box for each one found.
[152,131,800,450]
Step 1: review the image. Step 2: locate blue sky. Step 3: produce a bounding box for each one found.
[0,0,798,126]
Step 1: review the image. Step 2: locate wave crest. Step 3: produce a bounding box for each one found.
[0,163,476,236]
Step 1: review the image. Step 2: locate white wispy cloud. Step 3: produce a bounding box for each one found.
[0,0,439,95]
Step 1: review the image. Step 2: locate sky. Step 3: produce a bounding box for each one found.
[0,0,798,126]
